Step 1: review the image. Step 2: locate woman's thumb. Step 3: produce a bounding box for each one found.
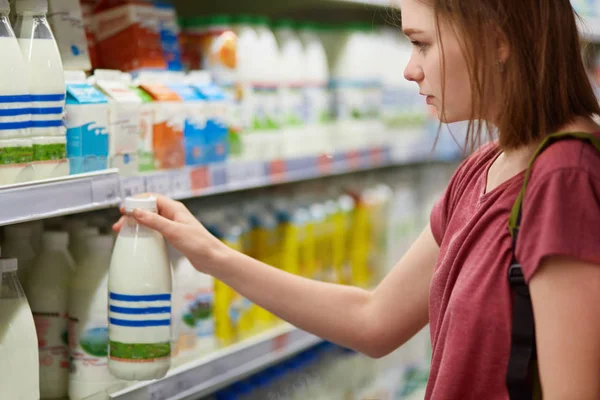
[133,208,176,239]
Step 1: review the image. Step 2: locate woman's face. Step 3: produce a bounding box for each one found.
[400,0,473,123]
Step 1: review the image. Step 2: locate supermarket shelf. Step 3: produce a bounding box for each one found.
[0,169,120,226]
[0,146,455,226]
[110,324,322,400]
[579,16,600,42]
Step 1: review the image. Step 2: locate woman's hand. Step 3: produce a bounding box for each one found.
[112,194,228,274]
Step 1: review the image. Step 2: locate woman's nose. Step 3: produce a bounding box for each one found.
[404,57,424,82]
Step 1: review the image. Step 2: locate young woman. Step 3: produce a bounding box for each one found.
[114,0,600,398]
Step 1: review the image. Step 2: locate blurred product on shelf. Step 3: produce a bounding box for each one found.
[0,0,34,185]
[91,69,140,176]
[14,0,68,180]
[65,70,110,175]
[155,1,183,71]
[25,231,74,399]
[0,258,40,400]
[69,234,121,399]
[79,0,100,69]
[47,0,91,71]
[93,0,166,71]
[108,196,173,381]
[1,221,36,283]
[206,337,431,400]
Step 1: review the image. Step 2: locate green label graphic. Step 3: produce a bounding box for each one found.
[109,341,171,361]
[0,146,33,165]
[33,143,66,161]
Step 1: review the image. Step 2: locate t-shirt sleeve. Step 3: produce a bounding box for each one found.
[516,168,600,281]
[430,190,450,246]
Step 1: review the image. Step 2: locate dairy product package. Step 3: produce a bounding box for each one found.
[80,0,100,69]
[108,197,172,381]
[165,78,209,166]
[92,69,140,176]
[93,0,166,71]
[48,0,92,71]
[128,85,156,172]
[14,0,69,179]
[0,2,34,184]
[26,231,75,399]
[188,71,229,165]
[2,224,36,284]
[137,73,185,169]
[69,235,121,399]
[154,1,182,71]
[0,258,40,400]
[65,70,110,175]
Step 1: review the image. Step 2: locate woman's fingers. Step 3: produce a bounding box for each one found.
[132,208,178,240]
[112,215,126,232]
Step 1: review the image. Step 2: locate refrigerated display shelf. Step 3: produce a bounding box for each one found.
[0,145,453,226]
[109,324,322,400]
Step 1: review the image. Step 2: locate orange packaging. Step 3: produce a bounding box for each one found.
[93,0,166,71]
[139,83,185,169]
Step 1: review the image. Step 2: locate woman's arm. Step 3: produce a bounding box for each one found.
[116,195,439,358]
[530,256,600,400]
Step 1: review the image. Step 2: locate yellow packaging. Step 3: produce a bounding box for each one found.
[350,199,372,288]
[337,195,356,285]
[277,206,302,276]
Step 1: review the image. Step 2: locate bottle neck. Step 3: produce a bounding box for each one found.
[121,214,158,238]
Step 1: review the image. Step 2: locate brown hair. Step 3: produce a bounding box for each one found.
[424,0,600,151]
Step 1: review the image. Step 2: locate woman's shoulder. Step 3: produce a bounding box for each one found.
[529,132,600,184]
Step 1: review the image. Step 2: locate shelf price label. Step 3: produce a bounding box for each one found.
[120,176,146,198]
[346,150,361,170]
[190,166,211,193]
[145,173,171,195]
[91,175,120,204]
[268,159,287,183]
[271,332,290,353]
[369,147,384,166]
[170,169,191,197]
[317,153,334,175]
[226,161,265,187]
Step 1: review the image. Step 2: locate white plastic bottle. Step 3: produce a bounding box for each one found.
[14,0,67,180]
[25,231,75,399]
[69,235,121,399]
[298,22,331,155]
[108,197,172,381]
[2,223,36,283]
[273,19,307,158]
[0,258,40,400]
[70,226,100,266]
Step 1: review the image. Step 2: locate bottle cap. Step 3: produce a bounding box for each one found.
[42,231,69,248]
[0,0,10,13]
[125,196,158,213]
[84,235,114,250]
[4,224,33,239]
[15,0,48,14]
[0,258,17,273]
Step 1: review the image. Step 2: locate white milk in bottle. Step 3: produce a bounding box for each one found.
[14,0,68,180]
[2,223,36,284]
[0,258,40,400]
[25,231,75,399]
[0,0,34,185]
[69,235,121,399]
[108,197,172,381]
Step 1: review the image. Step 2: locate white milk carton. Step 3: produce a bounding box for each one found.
[91,69,140,176]
[48,0,92,71]
[65,71,109,175]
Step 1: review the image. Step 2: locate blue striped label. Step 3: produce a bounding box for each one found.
[0,94,65,103]
[109,293,171,302]
[109,318,171,327]
[109,305,171,315]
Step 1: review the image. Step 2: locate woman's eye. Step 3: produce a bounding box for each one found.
[411,40,427,53]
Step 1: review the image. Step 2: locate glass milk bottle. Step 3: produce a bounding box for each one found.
[108,197,172,381]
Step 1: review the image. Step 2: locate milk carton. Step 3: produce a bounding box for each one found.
[128,86,155,172]
[65,71,109,175]
[154,1,182,71]
[94,0,166,71]
[48,0,92,71]
[92,69,140,176]
[137,73,185,169]
[189,72,229,165]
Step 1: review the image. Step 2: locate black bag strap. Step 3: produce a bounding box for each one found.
[506,131,600,400]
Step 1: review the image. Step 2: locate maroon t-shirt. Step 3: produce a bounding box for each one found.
[426,135,600,399]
